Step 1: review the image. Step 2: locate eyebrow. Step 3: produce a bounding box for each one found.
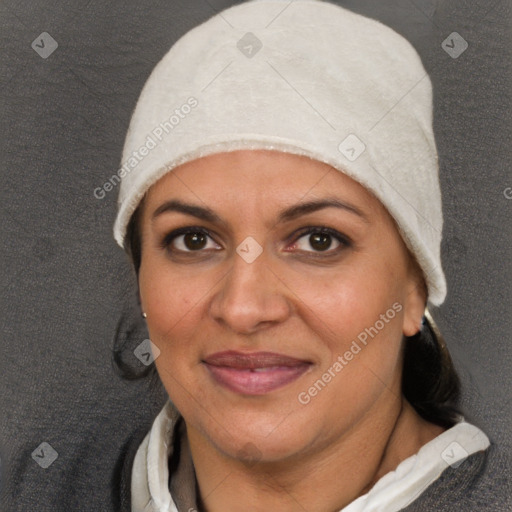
[152,199,222,224]
[277,198,369,224]
[151,197,369,225]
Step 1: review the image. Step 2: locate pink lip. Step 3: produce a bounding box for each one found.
[202,351,312,395]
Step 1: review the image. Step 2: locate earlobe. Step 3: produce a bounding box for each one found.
[402,276,427,337]
[402,309,423,337]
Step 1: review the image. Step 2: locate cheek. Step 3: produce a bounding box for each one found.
[288,251,405,346]
[286,260,405,419]
[140,248,218,325]
[138,257,212,383]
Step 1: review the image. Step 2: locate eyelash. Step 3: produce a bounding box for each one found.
[160,226,352,257]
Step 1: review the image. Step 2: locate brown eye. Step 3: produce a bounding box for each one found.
[290,227,351,255]
[295,231,340,253]
[183,232,207,250]
[308,233,332,251]
[162,228,221,253]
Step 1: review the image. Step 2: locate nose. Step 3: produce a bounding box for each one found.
[209,247,292,335]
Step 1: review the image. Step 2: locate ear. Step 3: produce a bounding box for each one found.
[402,259,427,337]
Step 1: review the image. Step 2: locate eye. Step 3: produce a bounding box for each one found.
[161,227,221,253]
[291,227,351,254]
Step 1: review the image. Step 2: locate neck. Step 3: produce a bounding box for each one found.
[187,397,445,512]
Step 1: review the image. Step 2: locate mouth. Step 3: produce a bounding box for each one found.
[202,351,313,395]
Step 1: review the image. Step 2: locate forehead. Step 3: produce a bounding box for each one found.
[144,150,381,215]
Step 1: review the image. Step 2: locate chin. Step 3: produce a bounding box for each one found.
[220,431,311,464]
[195,405,318,463]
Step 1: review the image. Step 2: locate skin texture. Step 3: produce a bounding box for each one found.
[137,150,445,512]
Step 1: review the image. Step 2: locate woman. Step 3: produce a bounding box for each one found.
[111,1,500,510]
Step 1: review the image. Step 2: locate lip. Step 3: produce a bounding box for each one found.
[202,351,312,395]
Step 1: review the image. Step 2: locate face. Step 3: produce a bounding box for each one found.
[138,150,426,463]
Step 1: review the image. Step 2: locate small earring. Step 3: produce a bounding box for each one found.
[142,312,147,319]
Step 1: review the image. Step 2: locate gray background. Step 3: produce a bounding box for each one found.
[1,0,510,510]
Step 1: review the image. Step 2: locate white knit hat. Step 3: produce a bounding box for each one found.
[113,0,447,306]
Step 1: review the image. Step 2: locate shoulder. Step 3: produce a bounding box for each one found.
[404,440,512,511]
[111,425,152,512]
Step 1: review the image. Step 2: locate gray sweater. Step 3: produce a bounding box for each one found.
[402,441,512,511]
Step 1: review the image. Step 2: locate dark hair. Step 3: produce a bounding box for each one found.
[402,314,462,428]
[112,198,162,391]
[116,202,462,429]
